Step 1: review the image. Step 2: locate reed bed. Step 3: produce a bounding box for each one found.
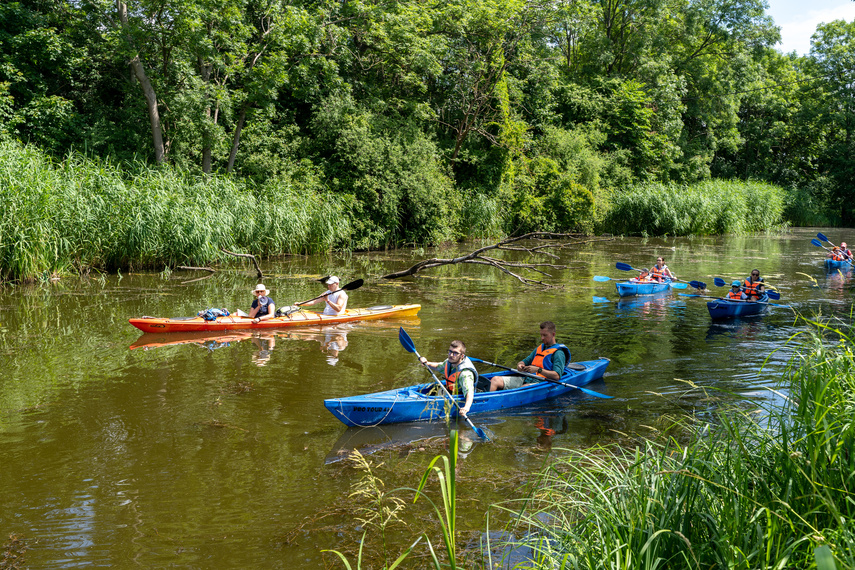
[0,141,350,282]
[496,319,855,569]
[602,180,786,236]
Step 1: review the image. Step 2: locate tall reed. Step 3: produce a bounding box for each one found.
[601,180,786,236]
[0,141,351,282]
[494,318,855,569]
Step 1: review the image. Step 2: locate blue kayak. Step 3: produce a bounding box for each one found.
[707,298,768,319]
[615,280,672,297]
[825,258,852,271]
[324,358,610,427]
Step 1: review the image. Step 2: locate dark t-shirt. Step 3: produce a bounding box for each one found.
[251,296,274,317]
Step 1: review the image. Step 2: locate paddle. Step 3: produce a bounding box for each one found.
[616,262,704,290]
[678,293,790,308]
[712,277,780,299]
[285,279,365,315]
[398,327,489,441]
[468,357,613,399]
[812,237,854,266]
[593,275,687,289]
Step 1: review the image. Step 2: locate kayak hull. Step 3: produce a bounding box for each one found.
[324,358,610,427]
[615,280,672,297]
[706,299,768,319]
[129,304,421,333]
[825,258,852,271]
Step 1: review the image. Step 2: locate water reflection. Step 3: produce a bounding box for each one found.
[130,324,353,367]
[534,414,569,451]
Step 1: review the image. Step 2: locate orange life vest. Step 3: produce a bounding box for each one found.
[743,278,763,299]
[650,265,667,281]
[727,289,743,300]
[443,357,477,394]
[531,344,571,377]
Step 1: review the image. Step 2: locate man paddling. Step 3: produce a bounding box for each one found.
[299,276,348,316]
[419,340,478,416]
[489,321,570,391]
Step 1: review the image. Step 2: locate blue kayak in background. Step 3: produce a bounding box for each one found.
[825,258,852,271]
[616,280,672,297]
[324,358,610,427]
[707,298,768,319]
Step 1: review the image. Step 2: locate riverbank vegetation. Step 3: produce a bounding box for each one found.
[492,320,855,568]
[1,0,853,279]
[329,320,855,568]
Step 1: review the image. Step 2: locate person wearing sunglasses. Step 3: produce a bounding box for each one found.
[419,340,478,416]
[648,257,676,282]
[489,321,570,391]
[248,283,276,324]
[743,270,767,302]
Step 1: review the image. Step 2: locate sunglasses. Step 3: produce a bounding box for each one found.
[448,350,461,356]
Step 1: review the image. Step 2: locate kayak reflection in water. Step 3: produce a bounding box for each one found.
[250,332,276,367]
[323,330,349,365]
[488,321,570,391]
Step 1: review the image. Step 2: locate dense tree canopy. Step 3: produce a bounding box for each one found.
[1,0,853,246]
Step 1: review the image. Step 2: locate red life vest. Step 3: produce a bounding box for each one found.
[650,265,666,281]
[443,358,477,394]
[743,278,763,299]
[531,344,571,377]
[727,289,743,300]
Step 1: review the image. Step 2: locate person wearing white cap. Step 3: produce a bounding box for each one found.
[300,276,348,316]
[248,283,276,323]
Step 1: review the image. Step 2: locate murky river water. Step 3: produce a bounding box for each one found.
[1,228,852,568]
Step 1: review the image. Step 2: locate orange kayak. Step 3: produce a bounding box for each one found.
[128,304,421,333]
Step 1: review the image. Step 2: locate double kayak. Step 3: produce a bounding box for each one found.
[825,258,852,271]
[707,298,768,319]
[616,279,673,297]
[128,304,421,333]
[324,358,610,427]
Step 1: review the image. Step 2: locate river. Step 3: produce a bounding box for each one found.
[0,228,850,568]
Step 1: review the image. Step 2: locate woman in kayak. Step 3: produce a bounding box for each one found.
[743,270,767,301]
[249,283,276,324]
[648,257,676,282]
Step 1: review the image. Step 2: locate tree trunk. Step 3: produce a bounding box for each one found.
[117,0,165,163]
[227,105,247,173]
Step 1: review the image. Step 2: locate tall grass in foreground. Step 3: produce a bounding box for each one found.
[601,180,786,236]
[495,318,855,569]
[0,141,351,282]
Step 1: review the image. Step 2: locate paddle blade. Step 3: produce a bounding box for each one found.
[696,281,707,290]
[593,275,612,282]
[670,282,688,289]
[688,280,704,289]
[342,278,365,291]
[713,277,727,287]
[817,232,830,243]
[679,293,702,298]
[767,291,781,300]
[811,239,823,247]
[398,327,416,353]
[615,262,634,272]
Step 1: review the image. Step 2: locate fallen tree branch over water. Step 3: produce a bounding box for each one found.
[220,249,263,279]
[381,233,615,286]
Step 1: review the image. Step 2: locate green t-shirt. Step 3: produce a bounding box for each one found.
[522,344,567,374]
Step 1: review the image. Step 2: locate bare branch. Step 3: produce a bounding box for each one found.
[380,234,614,286]
[221,248,263,279]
